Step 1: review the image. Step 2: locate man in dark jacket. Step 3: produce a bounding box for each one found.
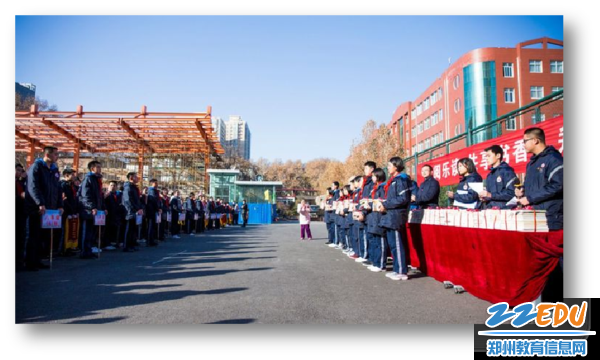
[170,190,182,238]
[103,180,120,250]
[184,193,196,235]
[58,168,78,254]
[159,188,170,240]
[196,195,205,233]
[145,179,160,246]
[479,145,519,209]
[517,128,563,230]
[122,172,143,251]
[241,199,249,227]
[413,164,440,209]
[78,161,105,259]
[24,146,64,270]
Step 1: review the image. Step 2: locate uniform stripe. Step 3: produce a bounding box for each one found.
[363,231,368,258]
[548,165,563,182]
[398,189,409,196]
[380,237,385,269]
[395,230,403,274]
[506,177,518,187]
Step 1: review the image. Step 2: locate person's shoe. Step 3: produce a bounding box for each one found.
[325,241,332,245]
[389,274,409,281]
[355,257,366,262]
[385,271,398,278]
[173,235,180,239]
[349,254,359,259]
[369,266,383,273]
[362,261,373,266]
[308,237,312,240]
[328,243,336,248]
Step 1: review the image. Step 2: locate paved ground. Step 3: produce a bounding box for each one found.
[16,222,491,324]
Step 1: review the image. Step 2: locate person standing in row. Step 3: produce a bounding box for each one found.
[79,161,105,259]
[170,190,182,238]
[447,158,483,210]
[379,157,412,281]
[24,146,64,270]
[412,164,440,209]
[478,145,519,209]
[104,180,120,250]
[365,168,387,273]
[122,172,143,252]
[359,161,376,266]
[241,199,249,227]
[145,179,160,247]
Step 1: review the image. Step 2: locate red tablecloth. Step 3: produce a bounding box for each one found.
[406,224,563,306]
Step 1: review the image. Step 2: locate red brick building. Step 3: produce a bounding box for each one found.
[389,37,563,165]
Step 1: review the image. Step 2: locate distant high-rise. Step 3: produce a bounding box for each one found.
[212,117,226,148]
[215,115,251,160]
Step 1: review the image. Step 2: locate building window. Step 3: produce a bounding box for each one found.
[425,139,430,149]
[453,75,460,89]
[550,60,563,73]
[433,134,438,146]
[418,123,422,134]
[439,131,444,142]
[432,112,438,125]
[431,92,436,104]
[454,124,462,136]
[438,87,443,99]
[503,62,514,77]
[424,97,430,110]
[506,116,516,130]
[411,109,416,119]
[530,86,544,99]
[411,126,416,138]
[412,146,416,155]
[552,86,563,100]
[529,60,542,73]
[417,103,422,116]
[504,88,515,103]
[439,109,443,121]
[532,113,546,123]
[424,118,430,130]
[454,98,461,113]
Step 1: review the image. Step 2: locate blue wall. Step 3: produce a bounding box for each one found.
[238,203,277,224]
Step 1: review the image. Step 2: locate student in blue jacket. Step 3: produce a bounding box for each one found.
[378,157,412,280]
[364,168,387,272]
[516,127,563,230]
[447,158,483,209]
[479,145,519,209]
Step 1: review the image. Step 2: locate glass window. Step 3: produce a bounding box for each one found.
[439,131,444,142]
[424,118,430,130]
[532,113,546,123]
[506,116,516,130]
[504,88,515,103]
[530,86,544,99]
[424,97,430,110]
[503,62,514,77]
[454,98,461,113]
[417,103,422,115]
[439,109,443,121]
[411,109,416,119]
[550,60,563,73]
[529,60,542,73]
[438,87,443,99]
[552,86,563,101]
[425,139,430,149]
[432,112,438,125]
[453,75,460,89]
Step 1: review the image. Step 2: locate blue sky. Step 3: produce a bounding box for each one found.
[15,16,563,162]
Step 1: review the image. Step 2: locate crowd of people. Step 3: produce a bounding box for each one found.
[15,146,250,271]
[319,127,564,281]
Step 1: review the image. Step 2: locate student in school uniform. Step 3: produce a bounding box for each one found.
[447,158,483,210]
[364,168,387,273]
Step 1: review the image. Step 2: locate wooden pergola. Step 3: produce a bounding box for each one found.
[15,105,224,188]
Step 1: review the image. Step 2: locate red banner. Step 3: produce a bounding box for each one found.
[416,116,564,186]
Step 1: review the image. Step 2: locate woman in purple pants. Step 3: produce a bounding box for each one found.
[297,200,312,240]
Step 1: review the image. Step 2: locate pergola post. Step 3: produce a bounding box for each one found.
[138,145,144,187]
[26,141,35,167]
[73,144,80,173]
[204,153,210,193]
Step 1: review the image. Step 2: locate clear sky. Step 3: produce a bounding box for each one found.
[15,15,563,162]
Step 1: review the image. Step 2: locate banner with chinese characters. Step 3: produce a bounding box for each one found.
[417,116,563,187]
